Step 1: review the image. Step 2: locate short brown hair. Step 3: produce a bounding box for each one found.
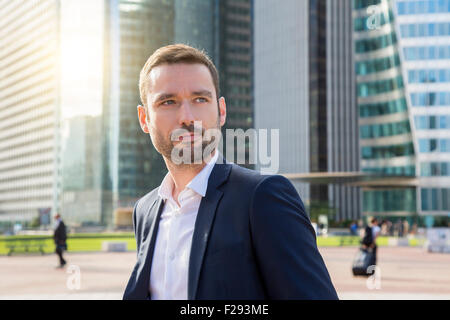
[139,44,219,107]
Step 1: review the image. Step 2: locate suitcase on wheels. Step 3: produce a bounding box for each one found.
[352,247,376,276]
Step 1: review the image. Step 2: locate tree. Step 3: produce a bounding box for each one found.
[306,200,336,223]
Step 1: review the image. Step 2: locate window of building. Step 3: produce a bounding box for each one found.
[415,116,426,129]
[440,116,448,128]
[419,139,430,152]
[442,163,449,176]
[408,70,416,83]
[418,24,426,37]
[430,116,437,129]
[431,162,440,175]
[439,69,446,82]
[429,0,437,12]
[421,162,431,176]
[430,139,438,152]
[363,188,416,212]
[431,188,438,211]
[407,1,416,14]
[419,47,426,59]
[429,47,436,60]
[421,188,429,210]
[419,1,426,13]
[441,139,450,152]
[438,46,446,59]
[398,1,406,14]
[429,23,436,36]
[443,189,449,210]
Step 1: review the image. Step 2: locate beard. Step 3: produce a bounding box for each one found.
[150,117,221,168]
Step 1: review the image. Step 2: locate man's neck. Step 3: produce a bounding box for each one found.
[164,150,216,204]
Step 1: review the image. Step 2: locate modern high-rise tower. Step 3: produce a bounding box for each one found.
[0,0,60,228]
[354,0,418,220]
[353,0,450,225]
[254,0,361,221]
[395,0,450,222]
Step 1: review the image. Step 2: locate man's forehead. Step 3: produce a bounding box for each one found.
[147,63,214,92]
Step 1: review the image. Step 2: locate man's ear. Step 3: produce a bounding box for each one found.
[218,97,226,127]
[137,105,150,133]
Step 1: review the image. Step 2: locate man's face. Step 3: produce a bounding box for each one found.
[138,63,226,165]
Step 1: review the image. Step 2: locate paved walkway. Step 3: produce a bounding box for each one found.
[319,246,450,300]
[0,246,449,300]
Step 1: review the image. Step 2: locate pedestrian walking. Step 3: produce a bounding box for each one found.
[362,217,380,264]
[352,217,381,276]
[53,213,67,268]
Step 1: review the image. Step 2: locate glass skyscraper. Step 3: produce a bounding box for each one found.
[354,0,417,218]
[255,0,361,221]
[395,0,450,220]
[102,0,173,225]
[0,0,60,229]
[354,0,450,224]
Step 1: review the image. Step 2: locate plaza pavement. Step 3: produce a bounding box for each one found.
[0,246,449,300]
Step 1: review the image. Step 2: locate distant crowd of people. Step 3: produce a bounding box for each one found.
[349,218,418,237]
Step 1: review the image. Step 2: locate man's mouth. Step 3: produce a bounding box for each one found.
[178,133,201,142]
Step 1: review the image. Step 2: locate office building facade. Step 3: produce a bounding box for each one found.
[254,0,361,221]
[0,0,60,228]
[326,0,362,221]
[354,0,418,219]
[395,0,450,221]
[353,0,450,225]
[102,0,173,226]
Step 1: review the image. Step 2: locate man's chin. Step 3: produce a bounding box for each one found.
[169,143,215,165]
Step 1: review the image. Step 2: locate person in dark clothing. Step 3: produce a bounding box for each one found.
[350,221,358,236]
[361,217,380,265]
[53,213,67,268]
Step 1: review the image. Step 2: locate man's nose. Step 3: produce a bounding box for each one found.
[178,100,195,126]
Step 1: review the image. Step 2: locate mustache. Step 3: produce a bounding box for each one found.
[170,123,205,140]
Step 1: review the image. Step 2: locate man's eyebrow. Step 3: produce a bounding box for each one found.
[154,93,176,103]
[192,90,213,98]
[153,90,213,103]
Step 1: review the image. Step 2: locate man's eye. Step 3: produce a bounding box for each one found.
[161,100,176,105]
[195,97,207,103]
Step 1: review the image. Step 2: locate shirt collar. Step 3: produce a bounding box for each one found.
[158,150,220,200]
[187,149,219,197]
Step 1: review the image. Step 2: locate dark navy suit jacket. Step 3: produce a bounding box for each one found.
[123,156,338,300]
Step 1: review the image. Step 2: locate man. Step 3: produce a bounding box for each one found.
[361,217,380,265]
[123,44,338,300]
[53,213,67,268]
[350,221,358,236]
[370,218,380,265]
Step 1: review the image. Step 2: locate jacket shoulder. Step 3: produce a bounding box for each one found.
[228,163,293,191]
[134,187,160,218]
[228,163,265,185]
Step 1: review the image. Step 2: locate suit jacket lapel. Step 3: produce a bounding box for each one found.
[188,157,232,299]
[135,196,164,299]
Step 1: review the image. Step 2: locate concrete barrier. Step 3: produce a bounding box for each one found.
[101,241,127,252]
[425,228,450,253]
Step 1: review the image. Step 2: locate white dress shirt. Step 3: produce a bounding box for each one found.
[149,150,219,300]
[372,225,381,240]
